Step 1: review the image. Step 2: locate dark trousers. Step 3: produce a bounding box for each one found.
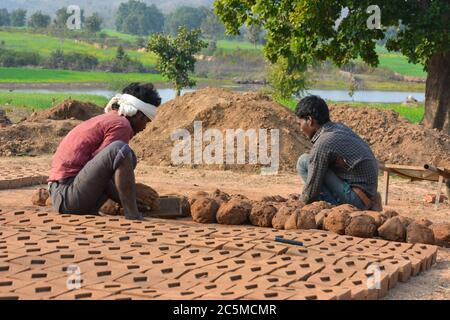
[49,141,137,215]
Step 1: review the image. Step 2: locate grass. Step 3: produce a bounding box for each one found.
[0,29,158,66]
[0,92,108,110]
[279,98,424,124]
[0,67,166,83]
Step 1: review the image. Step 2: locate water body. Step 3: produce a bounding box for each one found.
[0,87,425,104]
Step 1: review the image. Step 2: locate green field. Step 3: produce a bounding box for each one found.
[0,29,158,66]
[0,91,108,109]
[280,98,424,124]
[0,67,166,83]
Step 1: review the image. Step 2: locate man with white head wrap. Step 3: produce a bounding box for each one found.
[48,83,161,220]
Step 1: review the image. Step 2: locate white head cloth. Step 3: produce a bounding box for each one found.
[104,93,157,120]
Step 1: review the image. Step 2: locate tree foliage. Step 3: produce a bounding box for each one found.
[147,27,207,96]
[164,6,209,35]
[28,11,51,29]
[85,13,103,33]
[116,0,165,36]
[0,9,10,27]
[11,9,26,27]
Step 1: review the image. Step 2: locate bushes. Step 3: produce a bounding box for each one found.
[0,48,41,67]
[46,49,99,71]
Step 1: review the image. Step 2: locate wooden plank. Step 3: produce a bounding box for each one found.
[435,176,444,209]
[383,171,390,206]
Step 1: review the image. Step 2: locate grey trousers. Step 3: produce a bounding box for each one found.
[49,141,137,215]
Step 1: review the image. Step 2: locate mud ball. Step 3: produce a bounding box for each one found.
[31,188,50,207]
[382,210,399,219]
[284,208,316,230]
[351,211,385,228]
[315,209,331,230]
[100,199,123,216]
[377,217,407,242]
[345,215,377,238]
[406,222,435,245]
[188,191,209,206]
[135,183,160,212]
[431,223,450,247]
[216,199,251,225]
[249,202,277,228]
[261,195,287,203]
[210,189,231,205]
[415,218,433,227]
[323,209,351,235]
[191,197,219,224]
[271,205,296,230]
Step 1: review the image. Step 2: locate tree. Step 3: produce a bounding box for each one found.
[11,9,26,27]
[267,57,309,101]
[28,11,51,29]
[116,0,164,36]
[85,13,103,33]
[0,9,11,27]
[246,23,262,47]
[164,6,209,35]
[215,1,450,134]
[200,9,225,41]
[147,27,208,96]
[54,7,71,29]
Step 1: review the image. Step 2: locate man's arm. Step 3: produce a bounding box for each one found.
[300,145,334,204]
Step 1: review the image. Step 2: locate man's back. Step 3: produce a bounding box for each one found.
[312,121,378,197]
[49,111,133,181]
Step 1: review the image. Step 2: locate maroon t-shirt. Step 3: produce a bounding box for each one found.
[49,111,134,181]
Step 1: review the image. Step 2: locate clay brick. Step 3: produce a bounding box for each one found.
[14,282,70,300]
[143,262,192,280]
[114,272,166,287]
[252,240,290,255]
[288,282,352,300]
[339,278,368,300]
[306,271,348,287]
[178,268,225,283]
[249,275,294,288]
[382,242,413,254]
[334,255,380,271]
[394,254,422,277]
[382,258,412,283]
[407,244,438,270]
[120,288,163,299]
[9,268,66,282]
[199,288,252,300]
[8,255,61,270]
[272,286,337,300]
[239,250,276,261]
[349,269,390,299]
[52,289,112,300]
[270,264,312,281]
[85,281,140,294]
[152,278,198,291]
[158,290,204,300]
[222,241,256,252]
[0,278,31,292]
[243,289,295,300]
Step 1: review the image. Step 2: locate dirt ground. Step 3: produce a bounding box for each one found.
[0,155,449,300]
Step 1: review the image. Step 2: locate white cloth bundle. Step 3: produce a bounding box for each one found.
[104,93,157,120]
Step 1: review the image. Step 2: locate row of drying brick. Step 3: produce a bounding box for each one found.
[0,208,438,300]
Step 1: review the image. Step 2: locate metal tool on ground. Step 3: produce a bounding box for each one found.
[274,236,303,246]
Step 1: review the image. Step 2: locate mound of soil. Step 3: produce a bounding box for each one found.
[0,119,80,156]
[131,88,311,172]
[329,104,450,167]
[28,99,103,122]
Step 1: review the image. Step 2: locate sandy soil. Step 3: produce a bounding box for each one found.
[0,155,449,300]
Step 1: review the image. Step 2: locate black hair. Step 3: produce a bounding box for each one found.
[121,82,162,107]
[295,95,330,125]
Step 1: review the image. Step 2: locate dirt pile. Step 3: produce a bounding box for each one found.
[131,88,311,172]
[0,119,80,156]
[28,99,103,122]
[329,104,450,166]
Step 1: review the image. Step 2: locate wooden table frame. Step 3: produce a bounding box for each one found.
[379,164,447,208]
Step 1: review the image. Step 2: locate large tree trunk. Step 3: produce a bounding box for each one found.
[423,52,450,135]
